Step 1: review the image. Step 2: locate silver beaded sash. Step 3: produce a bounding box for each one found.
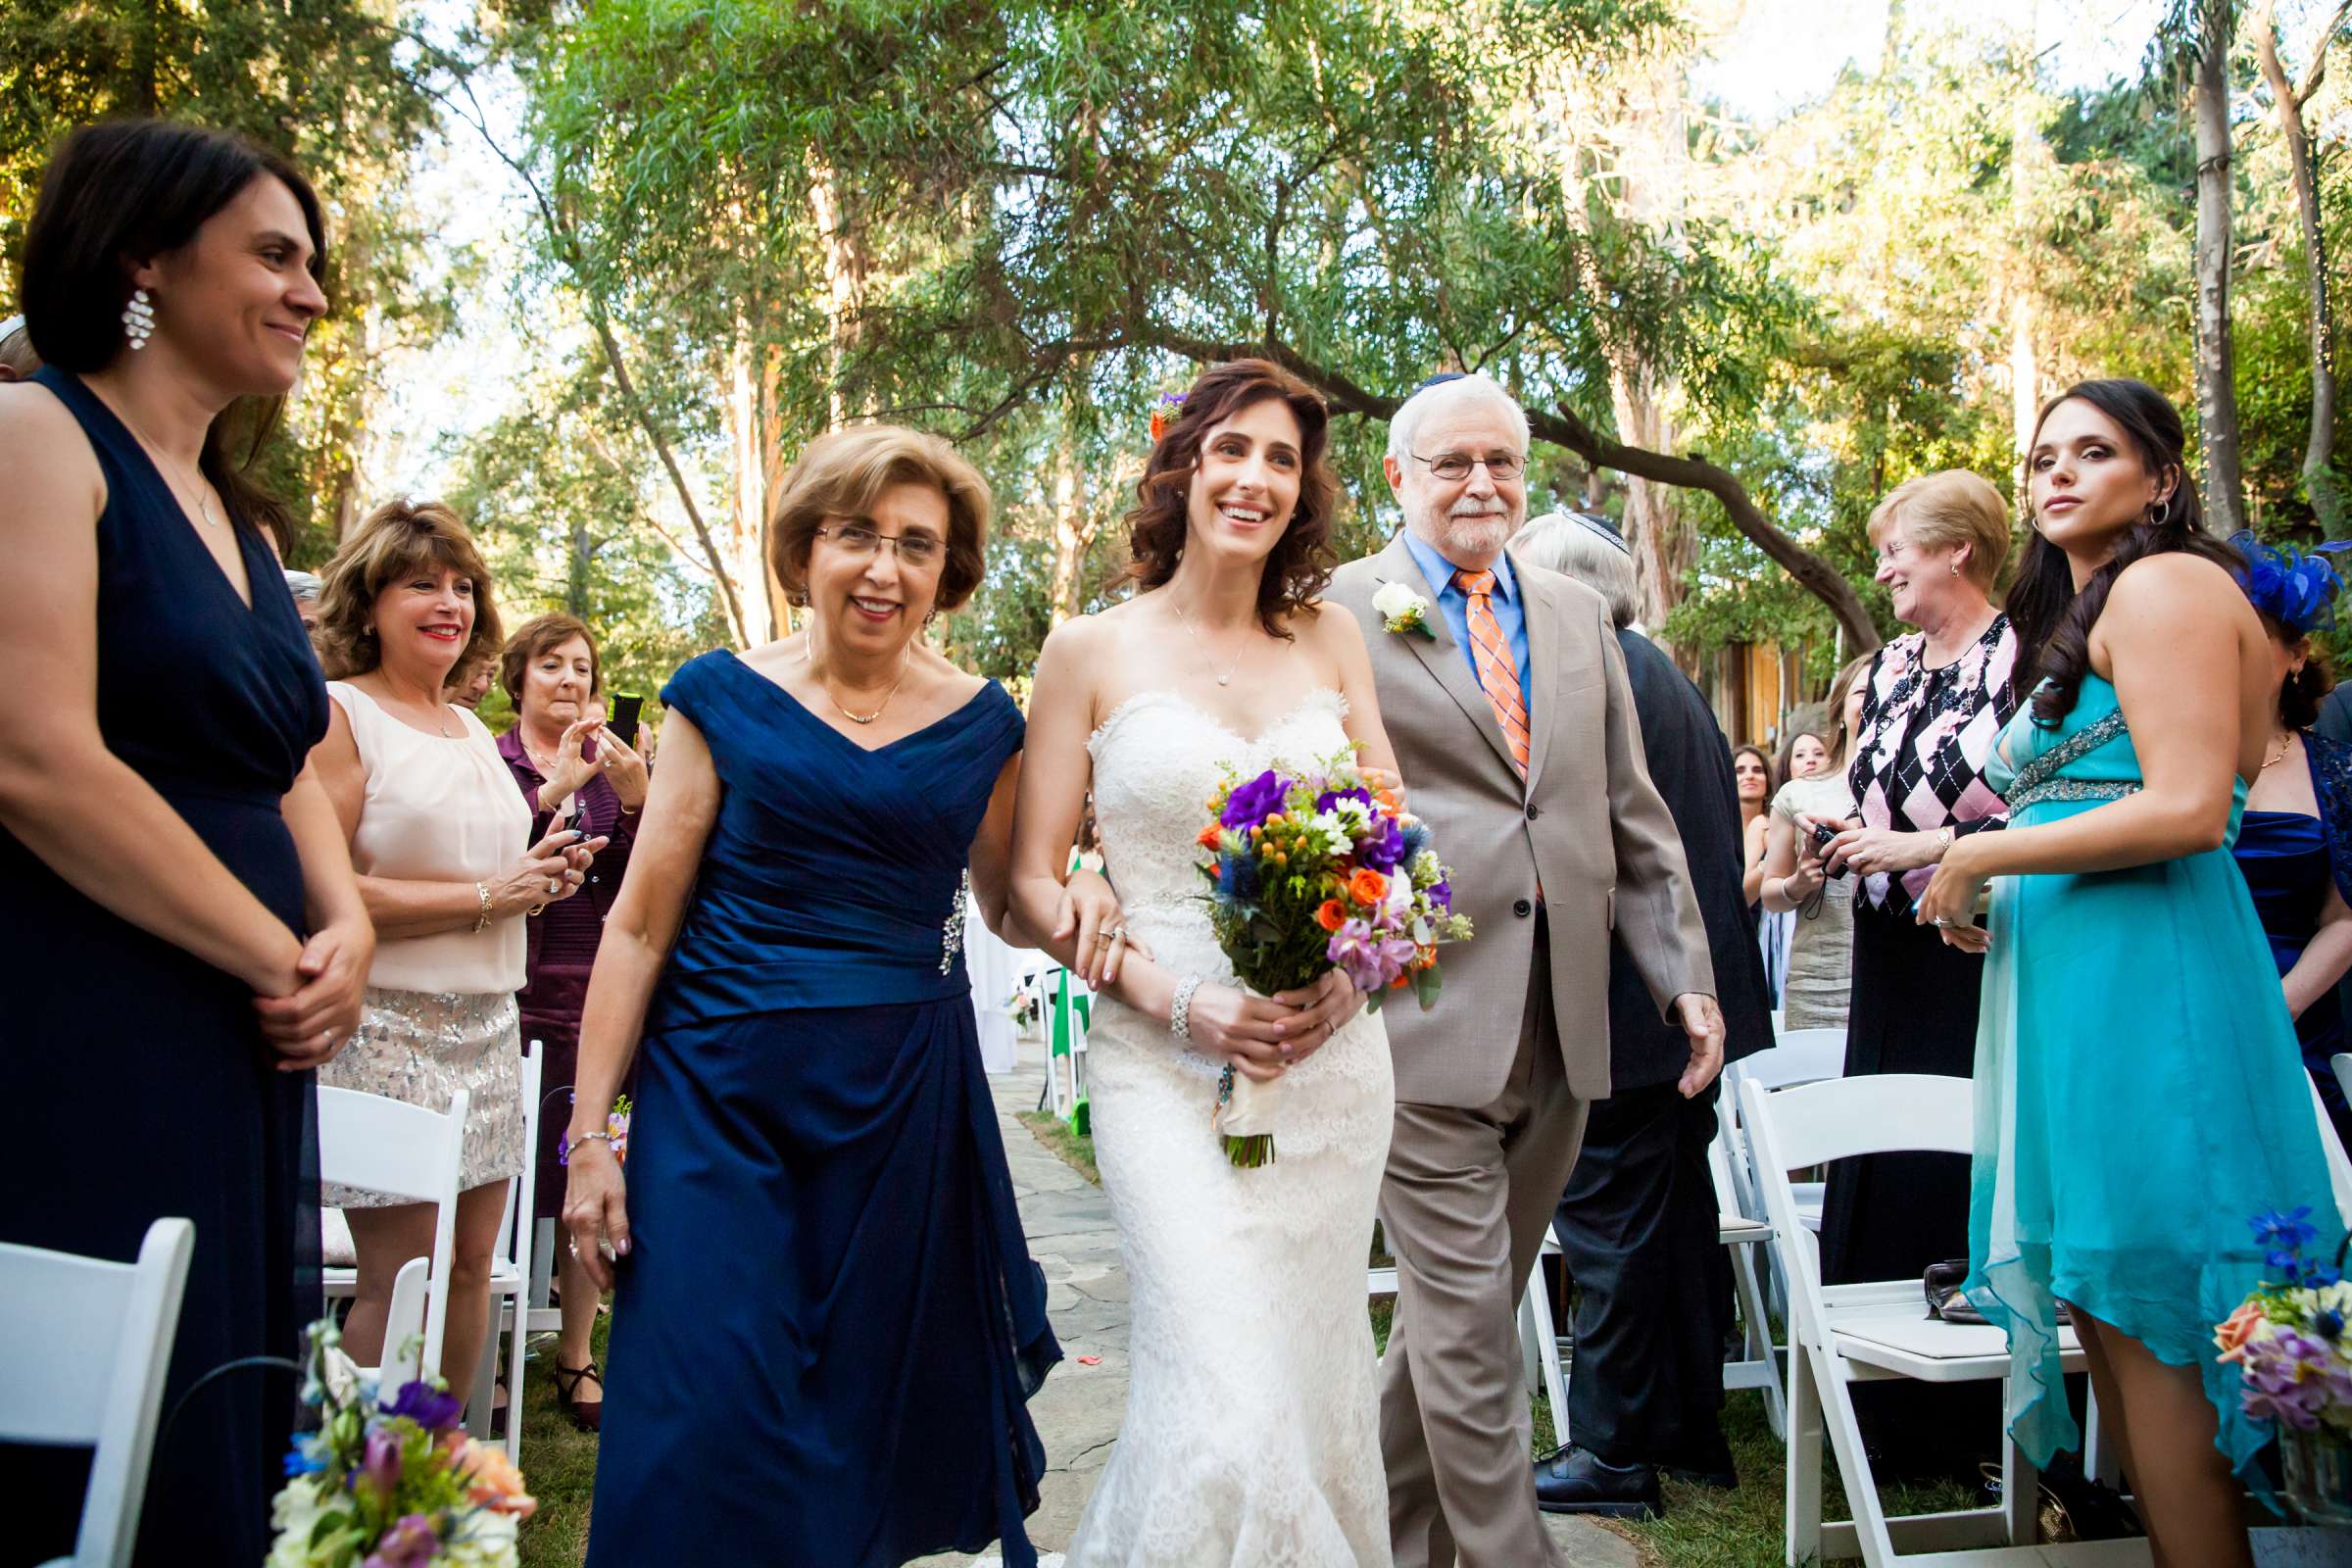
[2004,706,2137,812]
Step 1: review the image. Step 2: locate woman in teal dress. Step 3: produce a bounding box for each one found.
[1918,379,2342,1566]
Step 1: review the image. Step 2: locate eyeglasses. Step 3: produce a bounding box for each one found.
[1413,451,1525,482]
[814,520,945,568]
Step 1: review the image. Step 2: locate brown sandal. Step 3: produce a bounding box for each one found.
[552,1359,605,1432]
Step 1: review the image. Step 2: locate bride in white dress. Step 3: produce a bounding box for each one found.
[1010,361,1404,1567]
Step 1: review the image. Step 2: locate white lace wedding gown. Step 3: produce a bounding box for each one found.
[1066,688,1396,1568]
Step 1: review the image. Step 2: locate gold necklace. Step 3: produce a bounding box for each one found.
[2262,731,2294,771]
[806,640,912,725]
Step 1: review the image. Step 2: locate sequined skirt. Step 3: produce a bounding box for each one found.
[321,986,525,1205]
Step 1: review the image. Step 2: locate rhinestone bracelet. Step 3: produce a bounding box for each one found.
[1169,972,1205,1043]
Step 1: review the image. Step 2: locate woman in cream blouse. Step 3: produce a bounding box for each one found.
[311,498,602,1413]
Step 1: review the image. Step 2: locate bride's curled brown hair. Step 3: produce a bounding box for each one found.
[1123,359,1341,637]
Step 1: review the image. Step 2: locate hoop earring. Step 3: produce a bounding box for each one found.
[122,287,155,351]
[2149,497,2172,528]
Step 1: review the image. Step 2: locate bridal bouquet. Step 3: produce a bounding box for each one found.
[270,1319,536,1568]
[1197,754,1472,1166]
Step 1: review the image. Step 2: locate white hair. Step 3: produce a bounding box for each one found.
[1512,512,1639,629]
[1387,374,1531,468]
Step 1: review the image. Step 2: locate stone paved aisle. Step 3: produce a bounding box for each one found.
[912,1044,1638,1568]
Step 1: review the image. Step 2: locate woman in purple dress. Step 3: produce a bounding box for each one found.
[495,612,646,1428]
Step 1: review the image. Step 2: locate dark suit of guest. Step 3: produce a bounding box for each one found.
[1551,628,1773,1477]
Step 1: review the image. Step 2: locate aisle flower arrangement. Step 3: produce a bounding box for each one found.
[270,1320,536,1567]
[1197,753,1471,1165]
[2215,1206,2352,1520]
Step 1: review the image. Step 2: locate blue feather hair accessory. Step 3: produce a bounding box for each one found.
[2230,530,2352,636]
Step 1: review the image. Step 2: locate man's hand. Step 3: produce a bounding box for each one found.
[1670,992,1726,1098]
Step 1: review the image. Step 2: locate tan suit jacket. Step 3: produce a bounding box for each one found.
[1327,533,1712,1108]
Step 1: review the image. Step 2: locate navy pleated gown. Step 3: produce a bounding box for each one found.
[586,650,1059,1568]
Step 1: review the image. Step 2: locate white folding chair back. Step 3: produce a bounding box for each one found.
[2334,1051,2352,1115]
[0,1217,194,1568]
[2309,1072,2352,1231]
[1741,1072,2081,1567]
[474,1042,542,1458]
[317,1084,470,1381]
[376,1255,431,1391]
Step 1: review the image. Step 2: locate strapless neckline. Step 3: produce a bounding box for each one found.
[1088,685,1348,755]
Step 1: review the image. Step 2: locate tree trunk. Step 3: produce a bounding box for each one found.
[726,325,777,646]
[2007,12,2042,488]
[1047,438,1094,625]
[2193,0,2250,534]
[2254,0,2349,535]
[1610,364,1693,649]
[808,163,870,427]
[567,515,592,617]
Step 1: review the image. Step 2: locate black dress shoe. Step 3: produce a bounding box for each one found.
[1660,1434,1739,1490]
[1533,1445,1664,1520]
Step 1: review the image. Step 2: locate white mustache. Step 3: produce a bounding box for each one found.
[1448,502,1508,518]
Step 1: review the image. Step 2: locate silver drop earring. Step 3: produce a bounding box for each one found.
[122,288,155,351]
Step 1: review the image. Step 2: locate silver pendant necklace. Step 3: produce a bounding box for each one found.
[1174,598,1247,687]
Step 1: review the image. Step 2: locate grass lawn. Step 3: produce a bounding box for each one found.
[512,1315,608,1568]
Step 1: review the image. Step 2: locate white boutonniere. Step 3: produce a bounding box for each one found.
[1373,580,1437,640]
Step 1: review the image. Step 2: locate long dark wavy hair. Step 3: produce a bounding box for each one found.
[1121,359,1341,637]
[2005,378,2237,725]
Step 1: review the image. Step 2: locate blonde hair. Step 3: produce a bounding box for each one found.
[768,424,991,611]
[1867,470,2011,591]
[315,498,503,680]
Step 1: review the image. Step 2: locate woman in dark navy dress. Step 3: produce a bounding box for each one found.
[0,122,371,1564]
[2226,531,2352,1154]
[563,425,1127,1567]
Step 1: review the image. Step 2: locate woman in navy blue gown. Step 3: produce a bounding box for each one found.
[2226,531,2352,1154]
[563,425,1126,1566]
[0,123,371,1564]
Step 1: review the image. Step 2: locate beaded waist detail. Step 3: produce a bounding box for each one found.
[2008,777,2140,810]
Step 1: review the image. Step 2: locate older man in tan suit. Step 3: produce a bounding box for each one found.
[1326,373,1724,1568]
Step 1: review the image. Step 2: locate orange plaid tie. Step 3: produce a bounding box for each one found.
[1455,568,1530,776]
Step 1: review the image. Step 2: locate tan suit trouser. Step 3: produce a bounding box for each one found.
[1379,927,1591,1568]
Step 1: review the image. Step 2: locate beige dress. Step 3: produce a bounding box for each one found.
[321,682,531,1202]
[1771,771,1857,1031]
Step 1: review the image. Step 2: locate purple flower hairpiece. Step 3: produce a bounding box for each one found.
[2231,530,2352,636]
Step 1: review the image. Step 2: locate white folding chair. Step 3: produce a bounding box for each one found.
[2334,1051,2352,1117]
[1520,1130,1789,1451]
[470,1042,541,1458]
[1743,1072,2082,1567]
[1367,1242,1571,1433]
[318,1085,471,1385]
[1,1217,194,1568]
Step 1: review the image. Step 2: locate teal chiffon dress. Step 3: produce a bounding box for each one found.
[1967,673,2344,1479]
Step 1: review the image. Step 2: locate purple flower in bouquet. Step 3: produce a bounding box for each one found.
[1328,918,1416,992]
[354,1426,404,1500]
[1313,784,1372,815]
[1221,769,1289,829]
[1428,878,1452,911]
[2239,1331,2350,1431]
[1357,814,1407,872]
[382,1379,463,1433]
[362,1513,442,1568]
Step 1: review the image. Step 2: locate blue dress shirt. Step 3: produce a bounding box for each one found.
[1400,529,1534,727]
